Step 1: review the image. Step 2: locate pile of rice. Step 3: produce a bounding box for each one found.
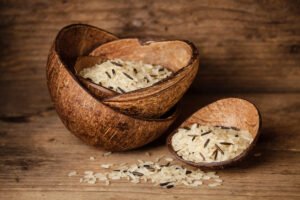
[171,124,253,163]
[68,156,222,188]
[79,59,173,93]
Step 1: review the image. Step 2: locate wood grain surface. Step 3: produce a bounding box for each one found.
[0,0,299,199]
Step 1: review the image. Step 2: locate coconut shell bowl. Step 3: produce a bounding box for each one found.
[167,98,261,169]
[74,38,199,118]
[46,24,200,151]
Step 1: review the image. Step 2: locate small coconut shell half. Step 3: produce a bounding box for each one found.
[77,38,199,118]
[46,24,179,151]
[167,98,261,169]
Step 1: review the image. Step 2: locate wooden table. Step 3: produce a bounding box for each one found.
[0,1,299,199]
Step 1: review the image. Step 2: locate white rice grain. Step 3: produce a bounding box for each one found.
[103,152,112,157]
[68,171,77,177]
[79,59,173,94]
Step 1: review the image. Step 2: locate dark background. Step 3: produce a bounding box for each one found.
[0,0,299,199]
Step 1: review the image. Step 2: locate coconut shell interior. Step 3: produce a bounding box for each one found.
[90,38,193,72]
[46,24,179,151]
[80,38,200,118]
[167,98,261,169]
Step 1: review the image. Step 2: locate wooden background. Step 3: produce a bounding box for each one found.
[0,0,299,199]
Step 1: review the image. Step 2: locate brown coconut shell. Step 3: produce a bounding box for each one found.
[167,98,261,169]
[46,24,179,151]
[82,38,200,118]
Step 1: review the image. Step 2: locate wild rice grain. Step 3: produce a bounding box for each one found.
[111,61,123,67]
[201,130,212,136]
[230,126,240,131]
[166,185,174,189]
[220,142,233,145]
[160,182,171,186]
[213,149,218,160]
[199,152,206,161]
[122,72,133,80]
[105,71,111,79]
[117,87,126,93]
[204,139,210,148]
[215,144,224,155]
[132,172,144,176]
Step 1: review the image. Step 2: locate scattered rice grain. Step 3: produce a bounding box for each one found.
[89,156,95,161]
[68,171,77,177]
[103,152,112,157]
[101,164,112,169]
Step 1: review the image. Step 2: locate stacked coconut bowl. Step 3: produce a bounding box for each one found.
[46,24,199,151]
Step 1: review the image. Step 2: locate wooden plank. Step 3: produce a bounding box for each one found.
[0,93,299,199]
[0,0,299,92]
[1,191,299,200]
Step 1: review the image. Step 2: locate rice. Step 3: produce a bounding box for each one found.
[103,152,112,157]
[79,59,173,93]
[165,157,174,162]
[101,164,112,169]
[171,124,253,163]
[145,152,151,157]
[76,158,222,188]
[68,171,77,177]
[89,156,95,160]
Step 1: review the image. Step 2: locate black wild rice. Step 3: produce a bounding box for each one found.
[132,171,144,176]
[117,87,126,93]
[111,61,123,67]
[105,71,111,79]
[160,182,171,186]
[204,139,210,148]
[215,144,224,155]
[220,142,233,145]
[123,72,133,80]
[201,130,212,136]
